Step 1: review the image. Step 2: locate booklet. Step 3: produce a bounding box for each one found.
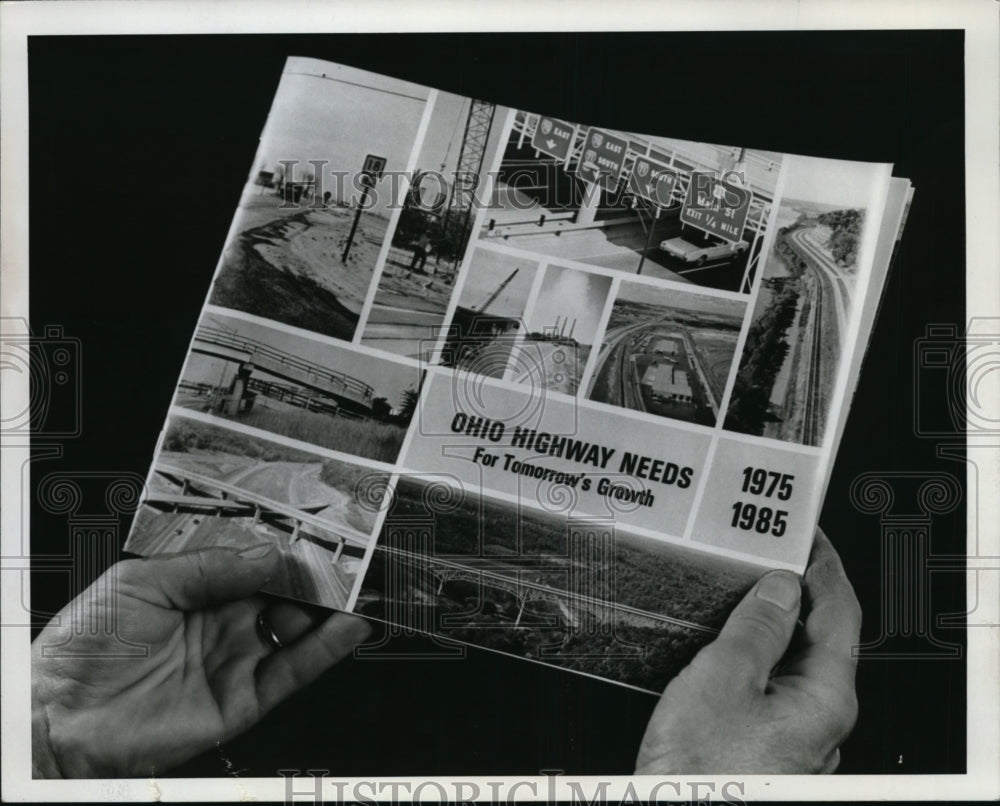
[124,56,912,694]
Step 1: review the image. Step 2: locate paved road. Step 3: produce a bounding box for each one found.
[789,227,852,342]
[484,183,749,291]
[589,317,719,419]
[131,456,364,609]
[587,319,651,409]
[784,225,848,445]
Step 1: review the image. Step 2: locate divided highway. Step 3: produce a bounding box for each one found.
[782,225,854,445]
[588,318,722,419]
[133,458,367,609]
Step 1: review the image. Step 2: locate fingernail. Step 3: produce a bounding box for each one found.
[755,571,801,611]
[237,542,276,559]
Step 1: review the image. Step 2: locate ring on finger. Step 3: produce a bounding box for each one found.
[256,610,284,651]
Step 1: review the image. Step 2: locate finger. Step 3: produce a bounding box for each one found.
[818,747,841,774]
[704,569,802,691]
[260,600,324,647]
[118,543,280,611]
[255,612,372,712]
[781,528,862,684]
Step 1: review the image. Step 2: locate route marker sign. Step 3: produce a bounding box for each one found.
[680,171,752,242]
[629,156,679,207]
[531,116,575,162]
[362,153,387,180]
[576,127,628,189]
[343,154,386,263]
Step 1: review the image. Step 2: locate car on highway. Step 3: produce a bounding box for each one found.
[659,236,749,266]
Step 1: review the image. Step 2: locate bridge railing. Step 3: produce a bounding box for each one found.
[195,326,373,400]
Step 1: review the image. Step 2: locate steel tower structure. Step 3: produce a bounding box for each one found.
[442,99,496,275]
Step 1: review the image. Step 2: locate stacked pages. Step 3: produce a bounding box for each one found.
[125,57,912,693]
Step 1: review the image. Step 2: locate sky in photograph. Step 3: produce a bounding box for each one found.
[780,153,886,210]
[457,249,537,318]
[415,91,469,176]
[525,265,612,345]
[195,312,421,407]
[635,135,783,197]
[410,92,509,208]
[615,281,747,322]
[254,57,430,215]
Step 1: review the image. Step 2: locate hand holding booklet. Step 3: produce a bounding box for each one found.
[125,56,912,694]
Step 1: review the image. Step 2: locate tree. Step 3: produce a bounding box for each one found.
[397,386,419,423]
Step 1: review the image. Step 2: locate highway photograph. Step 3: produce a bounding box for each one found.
[587,282,746,427]
[209,57,429,341]
[479,111,781,293]
[724,154,871,447]
[125,418,387,610]
[361,92,507,359]
[174,311,421,463]
[439,247,537,378]
[509,264,612,395]
[354,475,763,693]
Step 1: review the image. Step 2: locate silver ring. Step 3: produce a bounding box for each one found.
[256,611,284,651]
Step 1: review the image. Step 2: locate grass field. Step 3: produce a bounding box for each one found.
[376,476,759,621]
[163,417,321,462]
[200,407,407,464]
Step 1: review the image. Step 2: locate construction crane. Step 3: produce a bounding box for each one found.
[441,99,496,275]
[473,268,519,313]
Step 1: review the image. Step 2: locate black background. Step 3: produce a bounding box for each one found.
[29,31,966,776]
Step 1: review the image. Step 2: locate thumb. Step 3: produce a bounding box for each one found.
[706,570,802,691]
[118,543,280,611]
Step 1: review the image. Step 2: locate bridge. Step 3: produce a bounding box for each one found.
[145,464,371,562]
[191,326,374,414]
[494,112,776,292]
[380,545,720,635]
[508,111,777,236]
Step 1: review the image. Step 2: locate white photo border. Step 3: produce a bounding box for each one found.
[1,1,997,802]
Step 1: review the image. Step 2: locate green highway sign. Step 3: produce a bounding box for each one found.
[576,127,628,189]
[680,171,752,242]
[531,116,575,161]
[629,156,679,207]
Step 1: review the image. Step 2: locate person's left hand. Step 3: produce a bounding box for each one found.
[32,544,371,778]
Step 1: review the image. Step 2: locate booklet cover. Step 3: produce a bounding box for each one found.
[124,56,910,694]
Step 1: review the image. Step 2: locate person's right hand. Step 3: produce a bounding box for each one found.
[32,544,371,778]
[635,528,862,774]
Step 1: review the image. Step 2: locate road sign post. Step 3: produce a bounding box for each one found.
[628,156,675,275]
[341,154,387,264]
[636,204,661,276]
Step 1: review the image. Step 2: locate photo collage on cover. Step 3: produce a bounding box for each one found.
[125,60,892,693]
